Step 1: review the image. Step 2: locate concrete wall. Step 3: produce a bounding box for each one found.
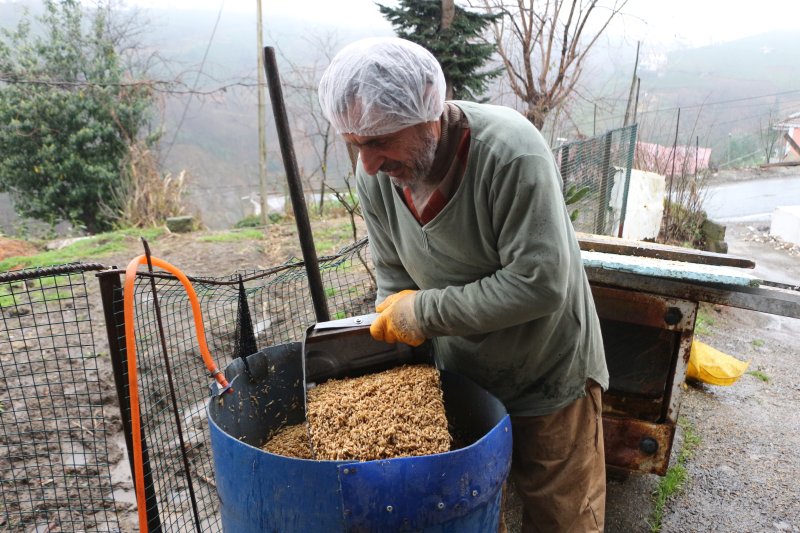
[610,169,666,241]
[770,205,800,245]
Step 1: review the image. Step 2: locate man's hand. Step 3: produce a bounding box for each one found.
[370,290,425,346]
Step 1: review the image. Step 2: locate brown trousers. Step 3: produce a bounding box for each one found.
[507,381,606,533]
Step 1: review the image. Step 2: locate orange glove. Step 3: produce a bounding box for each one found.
[370,290,425,346]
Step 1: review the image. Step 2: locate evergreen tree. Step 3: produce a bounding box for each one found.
[0,0,153,233]
[377,0,501,101]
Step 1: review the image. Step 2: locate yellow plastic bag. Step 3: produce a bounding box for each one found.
[686,340,749,386]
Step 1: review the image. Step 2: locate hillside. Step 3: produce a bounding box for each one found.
[1,2,798,232]
[634,31,800,150]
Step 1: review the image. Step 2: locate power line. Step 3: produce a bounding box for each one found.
[0,76,259,95]
[574,89,800,131]
[636,89,800,116]
[163,0,227,161]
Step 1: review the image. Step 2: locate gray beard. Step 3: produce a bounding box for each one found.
[389,131,439,193]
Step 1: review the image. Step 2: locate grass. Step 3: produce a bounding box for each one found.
[747,370,770,383]
[197,228,264,243]
[0,288,16,308]
[0,227,165,271]
[313,222,357,254]
[649,416,701,532]
[694,308,716,336]
[751,338,765,348]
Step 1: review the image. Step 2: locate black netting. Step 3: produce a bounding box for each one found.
[110,238,376,531]
[0,263,122,532]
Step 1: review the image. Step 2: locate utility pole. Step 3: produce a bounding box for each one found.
[256,0,269,225]
[623,41,640,127]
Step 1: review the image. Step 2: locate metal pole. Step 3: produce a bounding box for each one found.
[664,108,682,239]
[560,144,570,195]
[141,240,203,533]
[595,132,613,235]
[617,124,638,238]
[97,270,163,533]
[263,45,330,322]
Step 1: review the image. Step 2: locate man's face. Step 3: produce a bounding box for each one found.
[344,121,440,190]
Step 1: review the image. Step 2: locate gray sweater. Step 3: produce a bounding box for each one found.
[356,101,608,416]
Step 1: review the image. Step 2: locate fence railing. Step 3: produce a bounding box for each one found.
[0,263,122,532]
[554,124,638,237]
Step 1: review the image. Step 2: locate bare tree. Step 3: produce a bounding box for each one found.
[759,110,783,164]
[470,0,628,129]
[277,33,347,215]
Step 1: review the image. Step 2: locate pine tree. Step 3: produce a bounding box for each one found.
[377,0,501,101]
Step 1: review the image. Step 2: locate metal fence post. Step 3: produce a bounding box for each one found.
[559,144,570,194]
[617,124,639,238]
[263,45,330,323]
[595,131,614,234]
[97,269,163,533]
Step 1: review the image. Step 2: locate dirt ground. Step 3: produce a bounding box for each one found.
[2,167,799,531]
[0,237,39,261]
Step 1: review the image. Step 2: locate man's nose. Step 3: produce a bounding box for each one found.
[359,147,383,176]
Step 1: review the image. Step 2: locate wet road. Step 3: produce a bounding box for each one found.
[704,176,800,222]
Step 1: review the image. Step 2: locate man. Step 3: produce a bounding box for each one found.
[318,37,609,532]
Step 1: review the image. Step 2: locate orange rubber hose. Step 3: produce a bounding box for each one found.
[124,254,231,533]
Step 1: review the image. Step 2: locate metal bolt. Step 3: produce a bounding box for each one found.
[472,490,478,497]
[664,307,683,325]
[437,502,445,510]
[386,505,393,513]
[354,317,364,324]
[639,437,659,455]
[504,426,509,432]
[342,468,350,474]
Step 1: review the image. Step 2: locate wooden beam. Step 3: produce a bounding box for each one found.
[583,251,758,287]
[760,160,800,168]
[784,131,800,158]
[586,267,800,319]
[577,233,755,269]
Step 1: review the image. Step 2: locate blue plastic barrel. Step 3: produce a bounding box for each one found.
[208,342,512,532]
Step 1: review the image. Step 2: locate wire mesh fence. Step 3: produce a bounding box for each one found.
[0,263,123,532]
[554,124,638,237]
[100,238,377,531]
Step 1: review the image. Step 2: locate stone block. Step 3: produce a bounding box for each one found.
[706,240,728,254]
[701,219,726,241]
[166,216,195,233]
[770,205,800,245]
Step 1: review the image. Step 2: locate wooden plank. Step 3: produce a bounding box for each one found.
[760,160,800,168]
[582,251,760,287]
[577,232,755,269]
[783,132,800,159]
[586,267,800,319]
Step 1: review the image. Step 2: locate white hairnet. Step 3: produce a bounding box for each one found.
[318,37,446,136]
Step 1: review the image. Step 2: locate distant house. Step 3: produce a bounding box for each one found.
[773,112,800,162]
[634,141,712,175]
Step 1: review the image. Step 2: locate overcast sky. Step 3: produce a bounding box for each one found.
[128,0,800,48]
